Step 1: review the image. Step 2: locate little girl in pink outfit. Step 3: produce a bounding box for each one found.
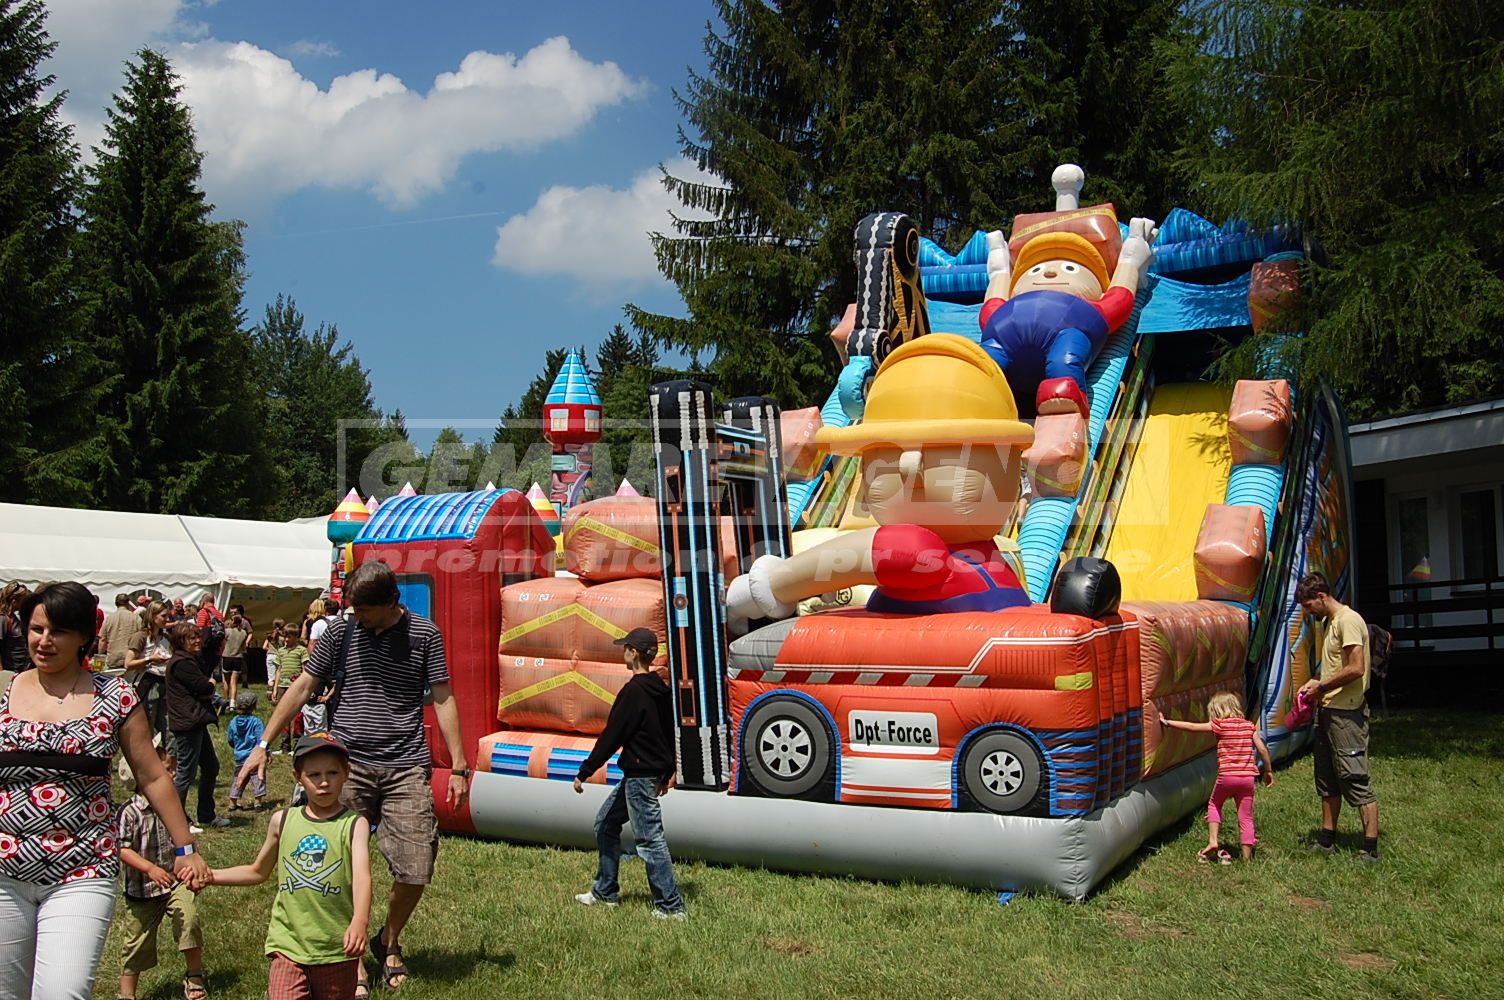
[1162,691,1274,863]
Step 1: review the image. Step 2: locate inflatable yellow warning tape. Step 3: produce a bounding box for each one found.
[498,669,618,711]
[1228,427,1284,462]
[1053,670,1095,691]
[564,516,659,555]
[499,602,577,645]
[1195,562,1257,600]
[500,602,667,659]
[1012,205,1118,243]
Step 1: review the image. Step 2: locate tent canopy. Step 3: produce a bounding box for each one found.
[0,502,330,604]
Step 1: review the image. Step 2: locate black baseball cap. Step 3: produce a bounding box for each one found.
[612,627,658,657]
[293,734,349,766]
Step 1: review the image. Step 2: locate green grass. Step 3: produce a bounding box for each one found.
[101,703,1504,999]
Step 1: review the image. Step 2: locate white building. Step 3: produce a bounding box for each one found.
[1350,396,1504,680]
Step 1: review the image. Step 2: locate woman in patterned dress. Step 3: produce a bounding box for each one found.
[0,583,209,1000]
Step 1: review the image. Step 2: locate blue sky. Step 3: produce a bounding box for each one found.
[44,0,714,448]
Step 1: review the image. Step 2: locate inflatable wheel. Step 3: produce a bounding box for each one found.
[741,696,836,800]
[960,730,1045,815]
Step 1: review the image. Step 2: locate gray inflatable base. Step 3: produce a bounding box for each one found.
[467,754,1216,901]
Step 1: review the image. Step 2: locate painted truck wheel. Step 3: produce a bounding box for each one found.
[960,731,1045,815]
[742,696,836,800]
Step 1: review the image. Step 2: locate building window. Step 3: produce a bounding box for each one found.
[550,410,569,432]
[1457,487,1501,582]
[1395,495,1430,587]
[585,411,600,433]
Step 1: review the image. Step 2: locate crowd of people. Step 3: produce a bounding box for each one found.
[0,564,1377,999]
[0,562,475,1000]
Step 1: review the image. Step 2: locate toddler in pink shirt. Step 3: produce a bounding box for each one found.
[1162,691,1274,863]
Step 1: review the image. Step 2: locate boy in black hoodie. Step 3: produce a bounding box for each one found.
[572,627,685,919]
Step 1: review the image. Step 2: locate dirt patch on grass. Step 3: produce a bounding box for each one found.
[766,937,816,957]
[1340,951,1396,971]
[1105,910,1186,940]
[1287,894,1329,913]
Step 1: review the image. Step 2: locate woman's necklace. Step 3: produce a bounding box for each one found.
[38,674,79,704]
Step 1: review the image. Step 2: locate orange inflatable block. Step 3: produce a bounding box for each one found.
[1010,203,1124,272]
[498,577,585,659]
[574,578,667,665]
[564,496,737,582]
[1122,600,1248,777]
[1248,259,1303,334]
[1024,412,1088,497]
[780,407,826,482]
[497,655,627,735]
[1194,505,1268,602]
[1229,379,1293,465]
[563,496,662,582]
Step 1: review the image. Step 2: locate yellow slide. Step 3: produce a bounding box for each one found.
[1104,382,1234,602]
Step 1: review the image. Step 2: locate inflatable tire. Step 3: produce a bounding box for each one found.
[848,212,931,365]
[741,696,836,801]
[960,730,1045,815]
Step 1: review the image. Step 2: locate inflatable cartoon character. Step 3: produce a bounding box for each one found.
[979,165,1157,417]
[727,334,1034,623]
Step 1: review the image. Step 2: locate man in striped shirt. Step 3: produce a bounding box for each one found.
[236,560,470,992]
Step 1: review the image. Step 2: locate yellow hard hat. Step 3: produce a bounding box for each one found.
[1011,232,1110,294]
[816,334,1034,454]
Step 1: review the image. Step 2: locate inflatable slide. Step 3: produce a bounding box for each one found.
[349,169,1351,900]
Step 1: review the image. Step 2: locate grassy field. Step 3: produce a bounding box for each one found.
[101,703,1504,1000]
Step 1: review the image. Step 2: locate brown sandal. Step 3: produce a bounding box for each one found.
[183,971,209,1000]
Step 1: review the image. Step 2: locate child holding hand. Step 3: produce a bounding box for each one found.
[117,740,208,1000]
[209,735,371,1000]
[1162,691,1274,864]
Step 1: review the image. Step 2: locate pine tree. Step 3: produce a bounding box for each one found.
[594,328,660,493]
[629,0,1027,404]
[1163,0,1504,416]
[0,0,87,504]
[489,348,569,491]
[370,409,424,499]
[252,294,389,517]
[1010,0,1189,220]
[594,323,636,401]
[423,426,482,494]
[77,48,268,515]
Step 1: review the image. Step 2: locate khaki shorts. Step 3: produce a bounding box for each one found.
[341,762,438,885]
[120,884,203,974]
[1314,705,1377,806]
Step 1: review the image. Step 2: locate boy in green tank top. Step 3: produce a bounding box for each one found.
[209,735,372,999]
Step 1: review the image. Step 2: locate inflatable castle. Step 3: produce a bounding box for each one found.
[341,165,1353,899]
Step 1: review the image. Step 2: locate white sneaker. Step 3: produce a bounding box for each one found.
[188,824,204,835]
[574,892,617,908]
[652,908,687,921]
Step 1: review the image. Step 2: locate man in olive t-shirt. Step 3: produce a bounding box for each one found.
[1296,571,1380,861]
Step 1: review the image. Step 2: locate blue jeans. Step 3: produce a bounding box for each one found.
[591,777,683,912]
[172,726,221,823]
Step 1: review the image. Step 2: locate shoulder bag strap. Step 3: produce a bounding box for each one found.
[324,620,354,728]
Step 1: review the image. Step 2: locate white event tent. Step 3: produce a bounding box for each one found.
[0,502,331,610]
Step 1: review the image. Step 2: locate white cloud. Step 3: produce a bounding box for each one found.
[44,0,184,101]
[491,159,716,289]
[42,4,647,212]
[285,39,340,59]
